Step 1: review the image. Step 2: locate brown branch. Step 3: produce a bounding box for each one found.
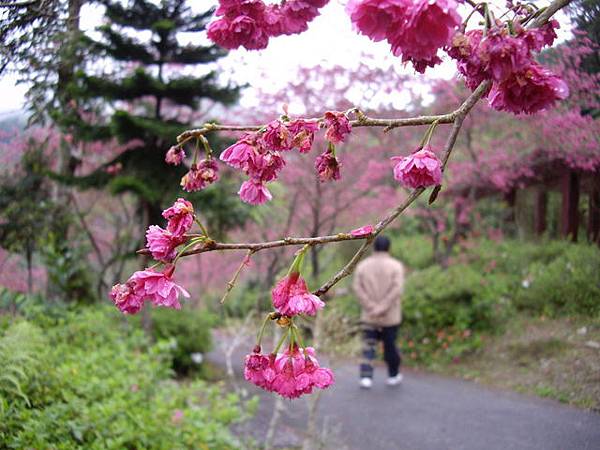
[0,0,38,7]
[530,0,572,28]
[138,232,369,257]
[176,111,457,146]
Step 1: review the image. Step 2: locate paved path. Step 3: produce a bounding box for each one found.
[208,344,600,450]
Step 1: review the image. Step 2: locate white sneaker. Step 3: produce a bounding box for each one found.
[386,374,403,386]
[359,377,373,389]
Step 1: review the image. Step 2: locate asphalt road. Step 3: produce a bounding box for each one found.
[209,344,600,450]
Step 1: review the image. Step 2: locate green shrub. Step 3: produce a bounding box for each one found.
[400,264,512,363]
[142,307,216,377]
[467,238,573,276]
[514,244,600,317]
[0,321,47,410]
[0,306,249,449]
[390,234,435,270]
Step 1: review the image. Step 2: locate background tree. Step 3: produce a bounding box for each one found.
[0,140,93,300]
[59,0,245,239]
[568,0,600,80]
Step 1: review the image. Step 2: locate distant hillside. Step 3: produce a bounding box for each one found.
[0,111,26,135]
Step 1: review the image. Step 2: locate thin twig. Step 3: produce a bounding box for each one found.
[220,249,254,304]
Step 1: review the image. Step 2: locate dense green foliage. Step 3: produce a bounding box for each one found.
[0,303,253,449]
[512,245,600,316]
[129,308,216,376]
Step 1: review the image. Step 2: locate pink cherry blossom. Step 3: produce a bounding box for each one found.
[346,0,409,42]
[272,358,312,398]
[129,268,190,310]
[287,119,320,153]
[165,146,185,165]
[389,0,460,73]
[519,19,559,52]
[392,146,443,188]
[265,347,334,398]
[260,119,293,151]
[315,149,342,181]
[238,179,273,205]
[162,198,194,236]
[244,350,276,390]
[208,0,329,50]
[110,282,144,314]
[303,354,334,389]
[276,0,322,35]
[488,63,569,115]
[220,134,257,169]
[207,1,270,50]
[145,225,186,262]
[246,150,286,182]
[448,30,488,90]
[272,273,325,316]
[323,111,352,144]
[478,28,531,82]
[110,268,190,313]
[350,225,374,237]
[180,159,219,192]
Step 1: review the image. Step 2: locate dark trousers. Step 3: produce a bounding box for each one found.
[360,325,401,378]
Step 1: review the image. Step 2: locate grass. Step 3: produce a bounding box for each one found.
[426,315,600,411]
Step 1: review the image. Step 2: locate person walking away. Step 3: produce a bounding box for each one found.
[352,235,405,389]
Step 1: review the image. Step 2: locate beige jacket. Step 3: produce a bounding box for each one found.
[352,252,405,327]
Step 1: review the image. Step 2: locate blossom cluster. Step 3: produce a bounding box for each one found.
[165,107,445,202]
[110,198,195,314]
[110,266,190,314]
[145,198,194,262]
[272,272,325,316]
[219,112,349,204]
[448,20,568,114]
[392,145,443,189]
[207,0,329,51]
[239,248,334,399]
[347,0,461,73]
[244,346,334,399]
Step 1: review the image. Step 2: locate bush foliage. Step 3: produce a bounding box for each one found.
[0,304,251,449]
[326,236,599,365]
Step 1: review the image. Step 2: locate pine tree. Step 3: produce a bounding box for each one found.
[60,0,245,232]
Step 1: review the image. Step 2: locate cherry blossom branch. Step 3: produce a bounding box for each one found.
[138,232,370,257]
[149,0,571,304]
[530,0,571,27]
[176,110,458,146]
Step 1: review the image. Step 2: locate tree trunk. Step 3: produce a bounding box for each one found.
[561,171,580,242]
[534,188,548,236]
[588,183,600,245]
[26,243,33,295]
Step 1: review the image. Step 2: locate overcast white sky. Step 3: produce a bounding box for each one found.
[0,0,573,116]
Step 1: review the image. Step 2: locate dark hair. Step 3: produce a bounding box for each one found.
[374,235,390,252]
